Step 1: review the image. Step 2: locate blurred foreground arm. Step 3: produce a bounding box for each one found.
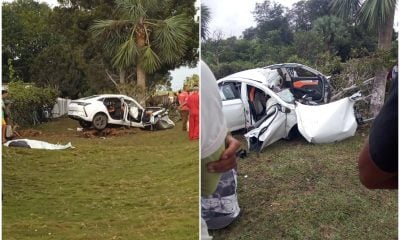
[358,76,398,189]
[207,134,241,173]
[358,139,397,189]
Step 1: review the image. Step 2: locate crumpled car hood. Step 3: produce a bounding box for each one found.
[295,97,357,143]
[245,94,359,153]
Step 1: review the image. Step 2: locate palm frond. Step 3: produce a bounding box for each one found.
[330,0,361,20]
[90,19,131,38]
[153,14,190,64]
[139,46,161,73]
[115,0,159,22]
[112,37,139,69]
[359,0,397,30]
[103,33,129,58]
[201,4,211,40]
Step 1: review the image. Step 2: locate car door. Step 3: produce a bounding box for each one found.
[218,81,246,131]
[103,97,124,125]
[285,66,327,103]
[123,98,144,127]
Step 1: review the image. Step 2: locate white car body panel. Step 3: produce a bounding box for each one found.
[295,97,357,143]
[221,98,246,131]
[244,106,290,151]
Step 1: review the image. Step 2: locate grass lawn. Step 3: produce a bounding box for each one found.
[3,118,199,240]
[210,126,397,239]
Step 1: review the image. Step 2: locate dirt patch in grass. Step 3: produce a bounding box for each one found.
[3,117,199,240]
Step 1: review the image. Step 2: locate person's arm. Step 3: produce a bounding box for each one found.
[207,134,241,173]
[358,139,398,189]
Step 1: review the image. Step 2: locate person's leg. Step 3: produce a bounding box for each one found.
[193,114,199,139]
[182,110,189,131]
[2,118,7,143]
[189,113,195,139]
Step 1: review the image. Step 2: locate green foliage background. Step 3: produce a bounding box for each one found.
[2,0,198,99]
[202,0,398,93]
[7,81,58,126]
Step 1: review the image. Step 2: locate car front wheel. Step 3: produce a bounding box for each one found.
[92,113,108,130]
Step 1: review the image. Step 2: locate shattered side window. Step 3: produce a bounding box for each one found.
[219,82,241,101]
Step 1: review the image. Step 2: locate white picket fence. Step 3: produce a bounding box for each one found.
[51,97,71,118]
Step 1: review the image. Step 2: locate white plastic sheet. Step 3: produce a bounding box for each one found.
[4,139,74,150]
[295,97,357,143]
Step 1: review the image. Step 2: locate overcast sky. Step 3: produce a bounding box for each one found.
[203,0,400,38]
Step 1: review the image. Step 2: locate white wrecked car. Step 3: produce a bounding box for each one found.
[217,63,360,153]
[68,94,175,130]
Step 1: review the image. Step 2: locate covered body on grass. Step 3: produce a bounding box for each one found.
[67,94,175,131]
[217,63,362,152]
[4,139,73,150]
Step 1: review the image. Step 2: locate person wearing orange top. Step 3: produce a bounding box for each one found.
[178,85,190,131]
[187,85,199,140]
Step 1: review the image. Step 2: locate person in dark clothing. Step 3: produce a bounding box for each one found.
[358,71,398,189]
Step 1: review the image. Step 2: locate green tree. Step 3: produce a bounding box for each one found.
[90,0,192,101]
[2,0,55,82]
[288,0,332,31]
[251,0,293,44]
[184,74,199,89]
[312,16,350,52]
[30,44,87,99]
[331,0,397,116]
[292,31,324,63]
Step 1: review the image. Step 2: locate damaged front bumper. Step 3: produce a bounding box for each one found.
[145,107,175,130]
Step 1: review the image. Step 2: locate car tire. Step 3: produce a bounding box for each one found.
[79,120,92,129]
[92,113,108,130]
[286,125,300,140]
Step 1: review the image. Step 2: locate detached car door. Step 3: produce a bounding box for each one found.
[218,81,246,131]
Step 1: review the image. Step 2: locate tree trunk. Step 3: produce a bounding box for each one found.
[136,26,147,104]
[369,7,395,117]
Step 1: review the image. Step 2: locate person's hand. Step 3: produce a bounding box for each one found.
[207,134,241,173]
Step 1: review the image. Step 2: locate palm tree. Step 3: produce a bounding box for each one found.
[90,0,191,98]
[331,0,397,116]
[201,4,211,40]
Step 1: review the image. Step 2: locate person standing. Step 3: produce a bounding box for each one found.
[187,85,199,140]
[2,89,8,143]
[201,61,241,236]
[178,85,189,131]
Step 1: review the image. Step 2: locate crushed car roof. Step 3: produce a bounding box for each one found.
[218,63,324,86]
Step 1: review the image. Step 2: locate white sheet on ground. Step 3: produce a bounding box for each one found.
[295,97,357,143]
[4,139,74,150]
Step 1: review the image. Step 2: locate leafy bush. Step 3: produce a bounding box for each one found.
[7,81,58,127]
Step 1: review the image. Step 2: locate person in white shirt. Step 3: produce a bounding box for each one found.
[201,61,241,237]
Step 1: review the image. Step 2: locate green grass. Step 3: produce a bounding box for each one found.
[3,118,199,240]
[210,126,397,240]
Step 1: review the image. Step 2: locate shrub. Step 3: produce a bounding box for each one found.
[7,81,58,127]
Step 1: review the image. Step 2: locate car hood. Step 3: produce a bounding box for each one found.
[295,96,358,144]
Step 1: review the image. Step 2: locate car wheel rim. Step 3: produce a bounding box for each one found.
[94,115,106,129]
